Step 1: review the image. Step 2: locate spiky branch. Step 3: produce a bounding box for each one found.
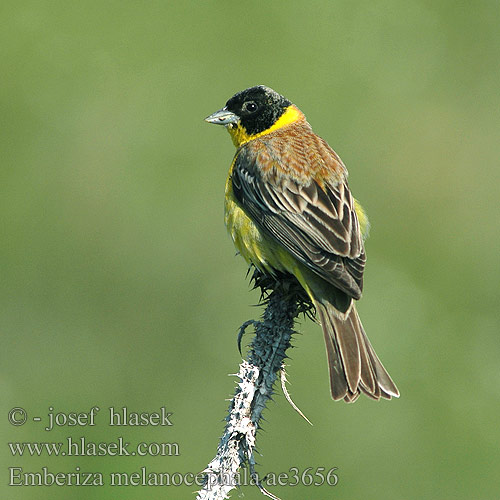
[196,270,313,500]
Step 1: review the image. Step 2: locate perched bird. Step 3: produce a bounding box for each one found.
[206,85,399,402]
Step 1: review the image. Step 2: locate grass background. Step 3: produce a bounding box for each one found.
[1,1,499,498]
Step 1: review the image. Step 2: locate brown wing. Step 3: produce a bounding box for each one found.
[231,139,366,301]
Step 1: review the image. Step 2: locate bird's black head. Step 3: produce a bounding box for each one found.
[225,85,291,136]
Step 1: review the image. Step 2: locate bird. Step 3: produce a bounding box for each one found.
[205,85,399,402]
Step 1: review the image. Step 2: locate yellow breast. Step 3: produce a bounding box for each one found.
[224,169,264,266]
[224,162,295,275]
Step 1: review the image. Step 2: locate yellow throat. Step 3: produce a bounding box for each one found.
[227,105,304,148]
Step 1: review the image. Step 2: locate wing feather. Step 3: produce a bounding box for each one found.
[231,142,366,300]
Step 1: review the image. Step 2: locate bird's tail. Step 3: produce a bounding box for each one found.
[316,301,399,402]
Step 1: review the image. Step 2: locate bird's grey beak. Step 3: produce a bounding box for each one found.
[205,107,239,126]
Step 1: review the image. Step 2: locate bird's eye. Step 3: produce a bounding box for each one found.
[243,101,258,113]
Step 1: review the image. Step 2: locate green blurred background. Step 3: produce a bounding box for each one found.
[1,1,499,498]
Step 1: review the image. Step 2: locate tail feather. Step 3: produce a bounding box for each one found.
[316,301,399,402]
[356,319,377,395]
[337,312,361,393]
[318,305,349,400]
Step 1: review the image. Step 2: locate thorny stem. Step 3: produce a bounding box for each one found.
[196,269,313,500]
